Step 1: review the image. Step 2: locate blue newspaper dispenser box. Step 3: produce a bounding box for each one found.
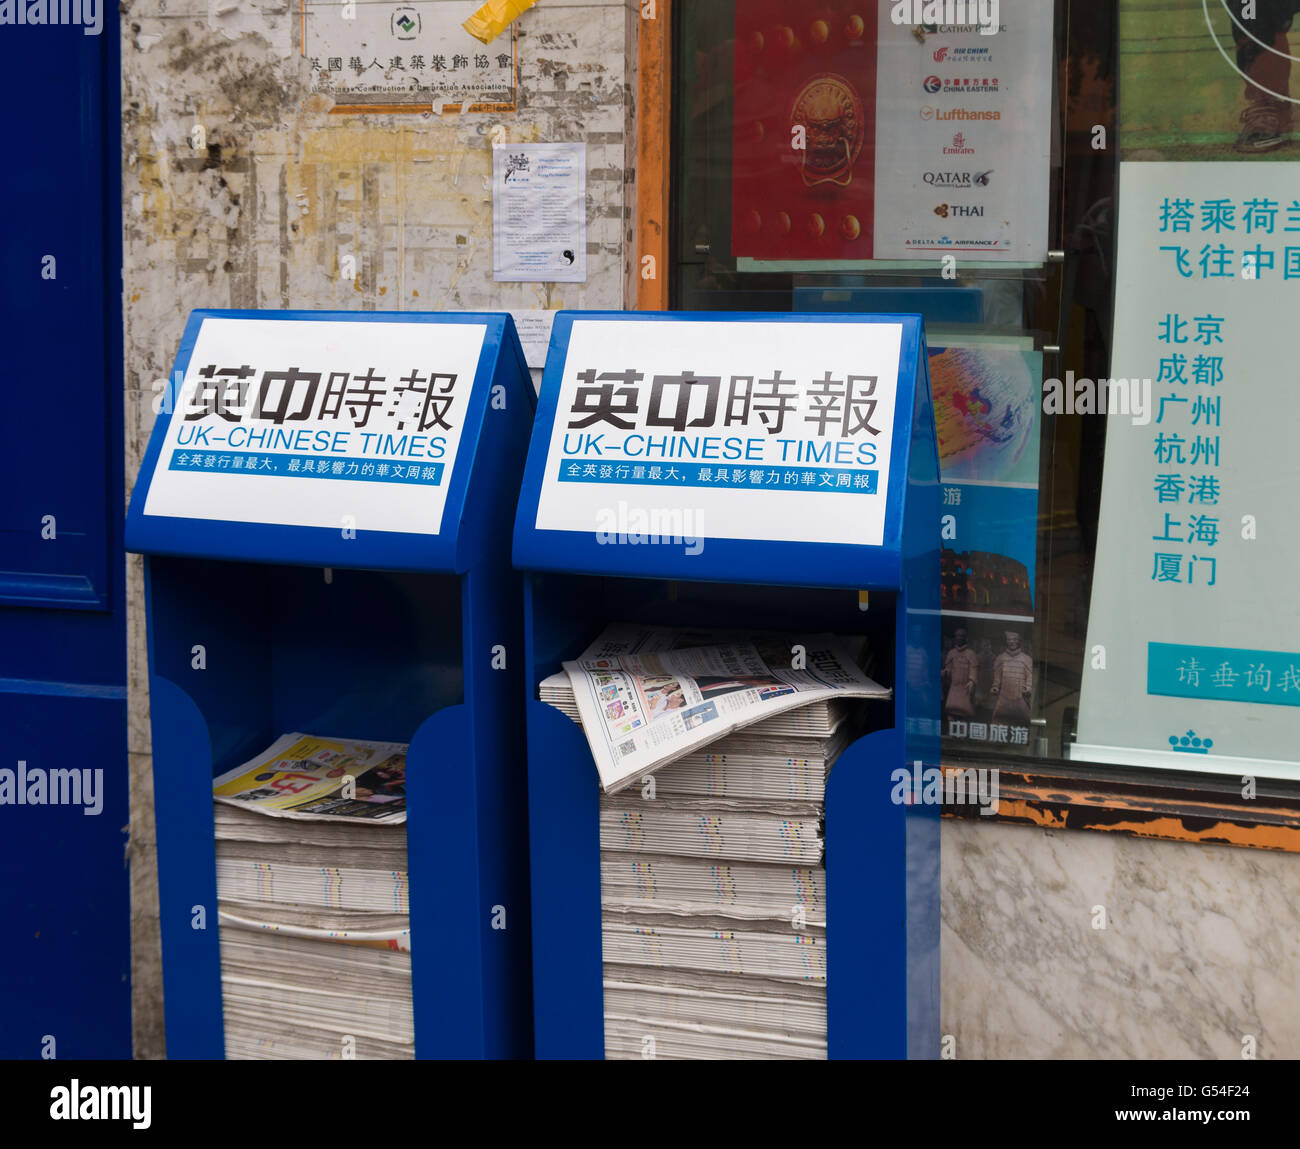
[513,311,940,1060]
[125,309,534,1059]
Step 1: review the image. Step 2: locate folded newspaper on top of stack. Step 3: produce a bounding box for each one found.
[544,623,890,1060]
[212,733,414,1060]
[213,732,409,823]
[542,621,889,794]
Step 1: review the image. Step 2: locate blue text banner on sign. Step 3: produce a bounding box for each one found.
[1148,642,1300,708]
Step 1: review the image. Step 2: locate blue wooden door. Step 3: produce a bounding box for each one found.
[0,11,130,1058]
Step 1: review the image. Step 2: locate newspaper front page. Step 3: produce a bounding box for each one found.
[213,733,409,824]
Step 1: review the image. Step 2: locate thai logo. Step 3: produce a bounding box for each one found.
[791,73,864,187]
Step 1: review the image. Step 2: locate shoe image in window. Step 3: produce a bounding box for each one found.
[1230,1,1298,154]
[1236,102,1290,152]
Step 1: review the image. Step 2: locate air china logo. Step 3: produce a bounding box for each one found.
[943,132,975,154]
[932,45,993,62]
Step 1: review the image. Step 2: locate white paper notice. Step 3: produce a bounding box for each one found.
[509,310,557,369]
[534,319,903,548]
[493,143,586,283]
[142,317,487,536]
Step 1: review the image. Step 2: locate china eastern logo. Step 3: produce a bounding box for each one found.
[923,75,1000,94]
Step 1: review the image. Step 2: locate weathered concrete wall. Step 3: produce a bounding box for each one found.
[122,0,640,1057]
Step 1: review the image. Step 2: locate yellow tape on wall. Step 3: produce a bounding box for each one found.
[463,0,539,44]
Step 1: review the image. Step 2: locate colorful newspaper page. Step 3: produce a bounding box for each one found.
[563,634,889,793]
[213,733,409,824]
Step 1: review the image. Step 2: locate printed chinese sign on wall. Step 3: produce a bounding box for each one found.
[731,0,1052,267]
[533,319,902,549]
[1075,160,1300,781]
[1075,0,1300,779]
[302,0,516,112]
[142,317,486,536]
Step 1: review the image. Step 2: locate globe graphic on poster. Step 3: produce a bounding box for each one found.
[928,347,1038,485]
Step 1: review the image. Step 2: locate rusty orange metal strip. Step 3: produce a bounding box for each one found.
[637,0,671,310]
[942,768,1300,853]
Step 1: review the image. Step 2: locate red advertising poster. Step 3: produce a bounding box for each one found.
[732,1,879,262]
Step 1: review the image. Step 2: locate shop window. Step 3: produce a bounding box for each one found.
[668,1,1300,805]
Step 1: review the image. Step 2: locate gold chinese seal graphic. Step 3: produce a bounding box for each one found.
[790,73,864,187]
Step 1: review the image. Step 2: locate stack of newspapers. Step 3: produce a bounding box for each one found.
[212,733,414,1060]
[542,623,889,1059]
